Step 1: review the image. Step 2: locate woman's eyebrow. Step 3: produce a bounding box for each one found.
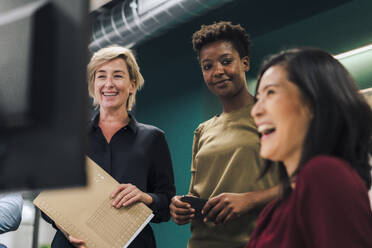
[260,83,279,93]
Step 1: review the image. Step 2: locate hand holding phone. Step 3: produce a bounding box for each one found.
[180,195,207,220]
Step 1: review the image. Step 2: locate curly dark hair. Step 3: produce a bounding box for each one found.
[192,21,251,58]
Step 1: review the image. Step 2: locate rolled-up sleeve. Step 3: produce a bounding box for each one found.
[0,193,23,233]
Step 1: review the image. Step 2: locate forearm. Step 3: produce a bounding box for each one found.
[149,193,172,223]
[245,185,280,208]
[0,193,23,233]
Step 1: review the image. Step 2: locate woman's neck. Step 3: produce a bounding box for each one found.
[283,155,301,189]
[221,88,254,114]
[98,107,130,143]
[99,107,129,126]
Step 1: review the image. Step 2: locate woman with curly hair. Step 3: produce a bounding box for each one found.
[170,21,280,248]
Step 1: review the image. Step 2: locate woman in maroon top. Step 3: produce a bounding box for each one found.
[247,48,372,248]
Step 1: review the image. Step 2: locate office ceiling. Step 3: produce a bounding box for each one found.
[90,0,352,48]
[190,0,352,37]
[155,0,352,40]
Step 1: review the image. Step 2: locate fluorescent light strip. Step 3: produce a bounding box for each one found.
[334,44,372,60]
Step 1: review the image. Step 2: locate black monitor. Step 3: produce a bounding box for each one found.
[0,0,88,190]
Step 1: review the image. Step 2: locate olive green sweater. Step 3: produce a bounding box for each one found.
[188,104,279,248]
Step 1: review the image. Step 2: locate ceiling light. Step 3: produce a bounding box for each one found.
[334,43,372,60]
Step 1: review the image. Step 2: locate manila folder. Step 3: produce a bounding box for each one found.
[33,157,154,248]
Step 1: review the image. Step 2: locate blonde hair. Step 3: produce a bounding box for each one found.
[87,45,144,110]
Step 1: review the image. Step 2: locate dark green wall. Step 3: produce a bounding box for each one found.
[131,0,372,247]
[248,0,372,89]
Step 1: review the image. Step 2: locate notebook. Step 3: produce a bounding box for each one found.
[33,157,154,248]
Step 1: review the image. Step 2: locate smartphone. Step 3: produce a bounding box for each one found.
[180,196,207,219]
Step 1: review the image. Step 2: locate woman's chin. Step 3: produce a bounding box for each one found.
[260,150,275,161]
[100,103,124,111]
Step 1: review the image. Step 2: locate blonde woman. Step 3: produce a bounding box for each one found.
[44,46,176,248]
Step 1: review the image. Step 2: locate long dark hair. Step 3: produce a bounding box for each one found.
[257,47,372,196]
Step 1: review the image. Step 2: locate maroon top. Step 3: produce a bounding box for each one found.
[246,155,372,248]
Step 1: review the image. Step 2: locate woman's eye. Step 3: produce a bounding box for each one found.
[203,64,211,71]
[267,89,275,95]
[222,59,232,65]
[96,75,105,79]
[114,75,123,78]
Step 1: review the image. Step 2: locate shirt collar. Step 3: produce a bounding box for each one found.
[127,112,138,133]
[88,110,138,134]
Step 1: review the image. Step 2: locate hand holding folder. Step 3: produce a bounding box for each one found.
[34,157,154,248]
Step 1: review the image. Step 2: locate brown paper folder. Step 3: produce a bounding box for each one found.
[33,157,154,248]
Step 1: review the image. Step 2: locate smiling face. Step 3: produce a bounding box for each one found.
[94,57,135,112]
[251,65,313,175]
[199,40,249,99]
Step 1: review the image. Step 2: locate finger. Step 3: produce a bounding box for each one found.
[202,197,218,215]
[222,211,236,225]
[170,198,194,214]
[204,201,224,223]
[171,196,191,208]
[114,191,134,208]
[172,213,195,225]
[68,235,85,245]
[171,204,195,216]
[121,192,141,207]
[111,184,129,198]
[215,207,231,224]
[172,212,195,221]
[112,185,136,207]
[171,206,194,215]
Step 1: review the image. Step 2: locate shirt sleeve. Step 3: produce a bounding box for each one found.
[41,210,58,229]
[188,126,202,197]
[295,156,372,248]
[147,131,176,223]
[0,193,23,233]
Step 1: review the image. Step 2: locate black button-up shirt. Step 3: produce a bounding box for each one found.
[87,112,175,221]
[48,112,176,248]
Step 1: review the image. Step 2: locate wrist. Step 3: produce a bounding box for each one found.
[243,191,259,208]
[144,193,153,205]
[247,186,280,207]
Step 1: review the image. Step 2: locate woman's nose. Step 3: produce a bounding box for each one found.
[105,76,114,86]
[251,99,263,119]
[213,62,224,76]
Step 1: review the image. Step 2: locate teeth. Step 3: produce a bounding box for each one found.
[258,124,275,134]
[103,92,118,96]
